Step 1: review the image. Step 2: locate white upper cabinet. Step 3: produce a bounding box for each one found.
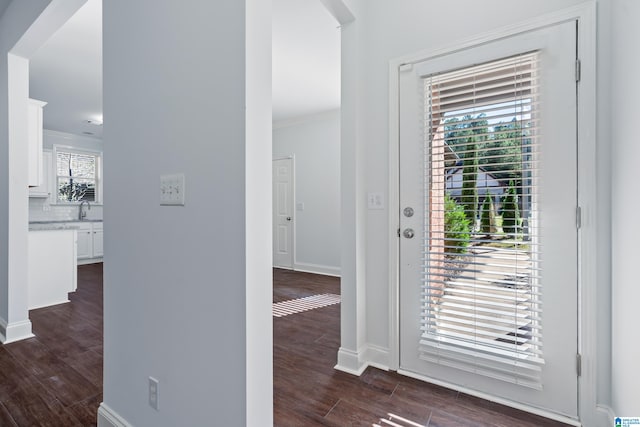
[27,98,47,188]
[29,150,52,198]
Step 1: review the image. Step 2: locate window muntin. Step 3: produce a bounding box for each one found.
[54,148,101,203]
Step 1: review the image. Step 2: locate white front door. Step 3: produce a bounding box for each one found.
[273,157,294,269]
[399,21,578,418]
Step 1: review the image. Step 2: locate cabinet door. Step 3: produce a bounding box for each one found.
[76,227,93,259]
[29,150,52,198]
[27,99,46,187]
[92,227,103,258]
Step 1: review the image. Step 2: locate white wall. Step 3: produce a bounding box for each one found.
[101,1,271,426]
[610,0,640,416]
[338,0,614,422]
[273,110,341,276]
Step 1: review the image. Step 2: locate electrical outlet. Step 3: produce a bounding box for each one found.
[160,173,185,206]
[149,377,159,410]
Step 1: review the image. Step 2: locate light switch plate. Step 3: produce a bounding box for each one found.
[367,192,384,210]
[160,173,185,206]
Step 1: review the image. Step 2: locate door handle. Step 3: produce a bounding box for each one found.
[403,228,415,239]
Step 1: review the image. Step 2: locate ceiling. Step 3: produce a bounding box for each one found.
[28,0,340,140]
[272,0,341,123]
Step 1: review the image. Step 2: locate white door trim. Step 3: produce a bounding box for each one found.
[387,2,602,425]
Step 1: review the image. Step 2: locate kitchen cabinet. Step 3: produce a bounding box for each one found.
[28,229,77,309]
[27,99,47,188]
[72,221,103,263]
[76,223,93,259]
[29,150,52,198]
[92,222,103,258]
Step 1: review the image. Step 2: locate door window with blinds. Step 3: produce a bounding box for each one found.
[54,147,101,203]
[421,53,542,387]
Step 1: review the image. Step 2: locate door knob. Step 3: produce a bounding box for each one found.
[403,228,415,239]
[286,217,292,221]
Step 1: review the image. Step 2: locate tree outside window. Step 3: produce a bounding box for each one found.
[56,150,99,203]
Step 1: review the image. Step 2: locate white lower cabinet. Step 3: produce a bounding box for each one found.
[28,229,77,309]
[68,221,103,263]
[76,223,93,259]
[92,223,103,258]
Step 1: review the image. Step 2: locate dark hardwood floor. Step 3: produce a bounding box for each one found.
[272,268,569,427]
[0,265,569,426]
[0,263,103,426]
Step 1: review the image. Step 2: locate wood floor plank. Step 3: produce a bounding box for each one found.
[0,401,18,426]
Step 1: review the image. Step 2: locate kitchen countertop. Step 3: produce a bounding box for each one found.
[29,220,103,231]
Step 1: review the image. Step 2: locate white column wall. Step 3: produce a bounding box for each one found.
[337,0,369,374]
[611,0,640,416]
[102,1,271,425]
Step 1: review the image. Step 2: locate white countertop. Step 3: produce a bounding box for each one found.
[29,220,102,231]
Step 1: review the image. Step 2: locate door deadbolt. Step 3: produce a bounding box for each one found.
[403,207,414,217]
[403,228,415,239]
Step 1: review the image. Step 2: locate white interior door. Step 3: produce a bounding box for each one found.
[399,21,578,418]
[273,157,294,269]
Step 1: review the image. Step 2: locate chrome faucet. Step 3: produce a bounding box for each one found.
[78,200,91,221]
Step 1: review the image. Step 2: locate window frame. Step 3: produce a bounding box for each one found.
[52,145,103,205]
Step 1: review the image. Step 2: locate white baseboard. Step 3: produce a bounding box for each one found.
[97,403,132,427]
[596,404,615,427]
[335,347,367,375]
[0,317,34,344]
[363,344,391,371]
[293,262,341,277]
[78,257,103,266]
[335,345,391,376]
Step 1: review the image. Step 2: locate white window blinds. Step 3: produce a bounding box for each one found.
[56,150,99,202]
[420,52,543,388]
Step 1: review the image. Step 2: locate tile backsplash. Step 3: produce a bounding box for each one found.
[29,197,103,222]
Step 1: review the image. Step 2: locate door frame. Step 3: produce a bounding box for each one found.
[387,3,598,425]
[273,155,296,269]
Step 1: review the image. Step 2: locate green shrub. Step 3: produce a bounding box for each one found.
[481,192,496,234]
[444,193,471,254]
[502,181,520,235]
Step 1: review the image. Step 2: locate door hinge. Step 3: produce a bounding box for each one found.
[576,206,582,230]
[575,59,581,83]
[397,227,401,237]
[576,353,582,377]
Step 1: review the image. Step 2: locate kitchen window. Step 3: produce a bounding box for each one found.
[54,146,101,203]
